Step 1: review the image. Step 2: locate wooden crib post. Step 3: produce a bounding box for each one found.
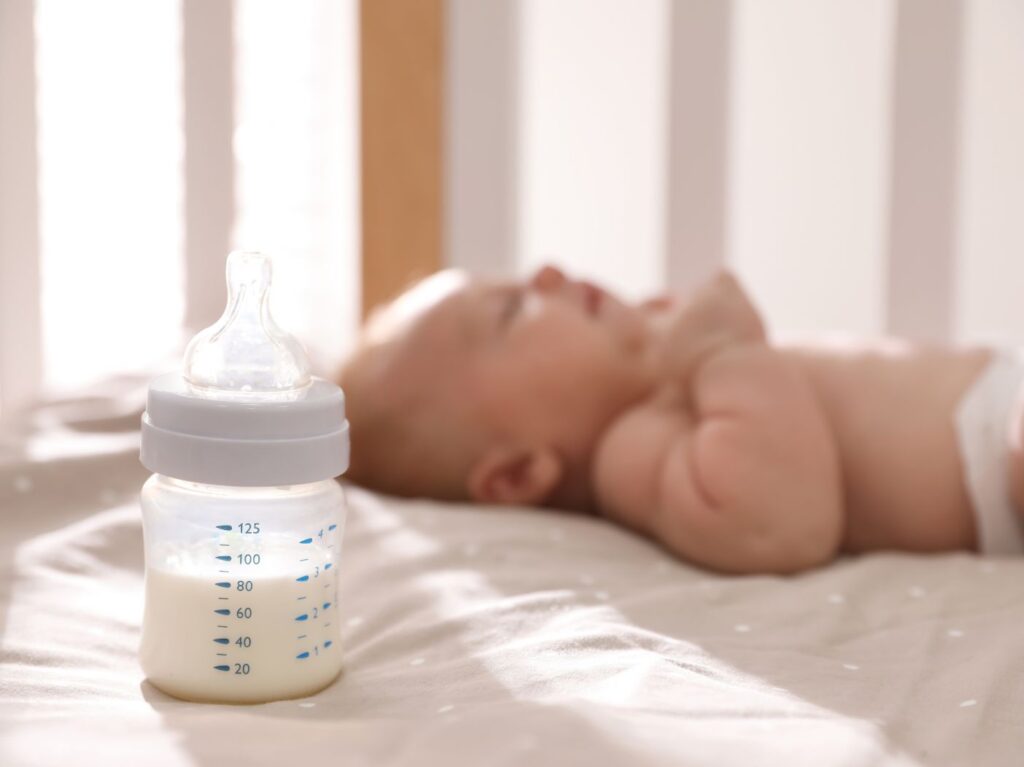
[360,0,445,318]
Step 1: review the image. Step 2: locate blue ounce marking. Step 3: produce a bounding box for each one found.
[215,555,231,562]
[214,608,230,616]
[299,537,313,544]
[296,575,309,582]
[295,613,309,622]
[296,652,310,659]
[216,524,232,531]
[215,582,231,589]
[214,665,230,671]
[213,637,229,644]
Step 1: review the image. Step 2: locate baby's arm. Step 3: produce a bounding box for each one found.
[594,292,843,575]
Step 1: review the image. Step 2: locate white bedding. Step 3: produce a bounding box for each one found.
[2,397,1023,767]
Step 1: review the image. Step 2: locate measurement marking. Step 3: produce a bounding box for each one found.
[297,596,306,601]
[296,575,309,583]
[213,637,229,645]
[297,634,307,639]
[324,640,333,648]
[324,563,332,570]
[216,653,227,657]
[215,555,231,562]
[324,623,330,628]
[216,524,232,531]
[299,558,309,562]
[324,583,330,589]
[215,581,231,589]
[214,608,230,616]
[217,624,228,628]
[214,665,230,671]
[218,570,229,574]
[328,524,337,531]
[296,613,309,622]
[218,597,229,601]
[219,543,230,548]
[297,652,310,659]
[328,544,334,549]
[300,537,313,545]
[323,602,331,610]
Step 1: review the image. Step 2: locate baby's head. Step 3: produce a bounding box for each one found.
[339,265,657,511]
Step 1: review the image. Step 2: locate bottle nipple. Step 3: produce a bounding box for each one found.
[183,251,311,401]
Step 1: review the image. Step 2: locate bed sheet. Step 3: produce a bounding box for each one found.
[1,397,1023,767]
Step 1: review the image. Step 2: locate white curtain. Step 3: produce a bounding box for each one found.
[5,0,1024,422]
[0,0,358,422]
[448,0,1024,344]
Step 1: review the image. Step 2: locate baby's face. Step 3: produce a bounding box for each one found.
[389,265,658,456]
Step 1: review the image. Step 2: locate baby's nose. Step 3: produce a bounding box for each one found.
[529,264,567,293]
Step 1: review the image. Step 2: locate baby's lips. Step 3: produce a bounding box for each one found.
[641,296,675,312]
[579,280,604,316]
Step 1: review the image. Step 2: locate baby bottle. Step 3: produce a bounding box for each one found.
[138,251,350,704]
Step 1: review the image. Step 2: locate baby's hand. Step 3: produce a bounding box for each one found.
[658,271,766,387]
[595,343,843,575]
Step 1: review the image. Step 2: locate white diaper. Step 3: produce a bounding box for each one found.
[955,349,1024,555]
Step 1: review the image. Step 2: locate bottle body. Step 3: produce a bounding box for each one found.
[139,474,346,703]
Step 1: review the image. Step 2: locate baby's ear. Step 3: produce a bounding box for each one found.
[467,444,564,507]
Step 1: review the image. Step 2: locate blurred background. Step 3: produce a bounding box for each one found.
[1,0,1023,427]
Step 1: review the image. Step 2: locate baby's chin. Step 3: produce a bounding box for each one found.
[593,293,653,355]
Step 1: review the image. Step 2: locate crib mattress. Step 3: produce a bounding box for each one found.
[2,400,1023,767]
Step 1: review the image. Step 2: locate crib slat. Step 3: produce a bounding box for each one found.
[665,0,732,294]
[445,0,519,277]
[885,0,963,342]
[182,0,235,333]
[0,0,44,422]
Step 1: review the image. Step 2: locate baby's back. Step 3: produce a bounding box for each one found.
[783,340,991,553]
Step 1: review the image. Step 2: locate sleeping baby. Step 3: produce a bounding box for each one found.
[338,265,1024,574]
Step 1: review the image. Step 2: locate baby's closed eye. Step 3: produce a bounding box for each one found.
[499,288,523,328]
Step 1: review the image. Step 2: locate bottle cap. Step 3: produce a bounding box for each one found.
[140,252,349,486]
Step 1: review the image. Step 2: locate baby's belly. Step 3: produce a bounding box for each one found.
[839,448,979,554]
[842,495,977,553]
[784,345,991,555]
